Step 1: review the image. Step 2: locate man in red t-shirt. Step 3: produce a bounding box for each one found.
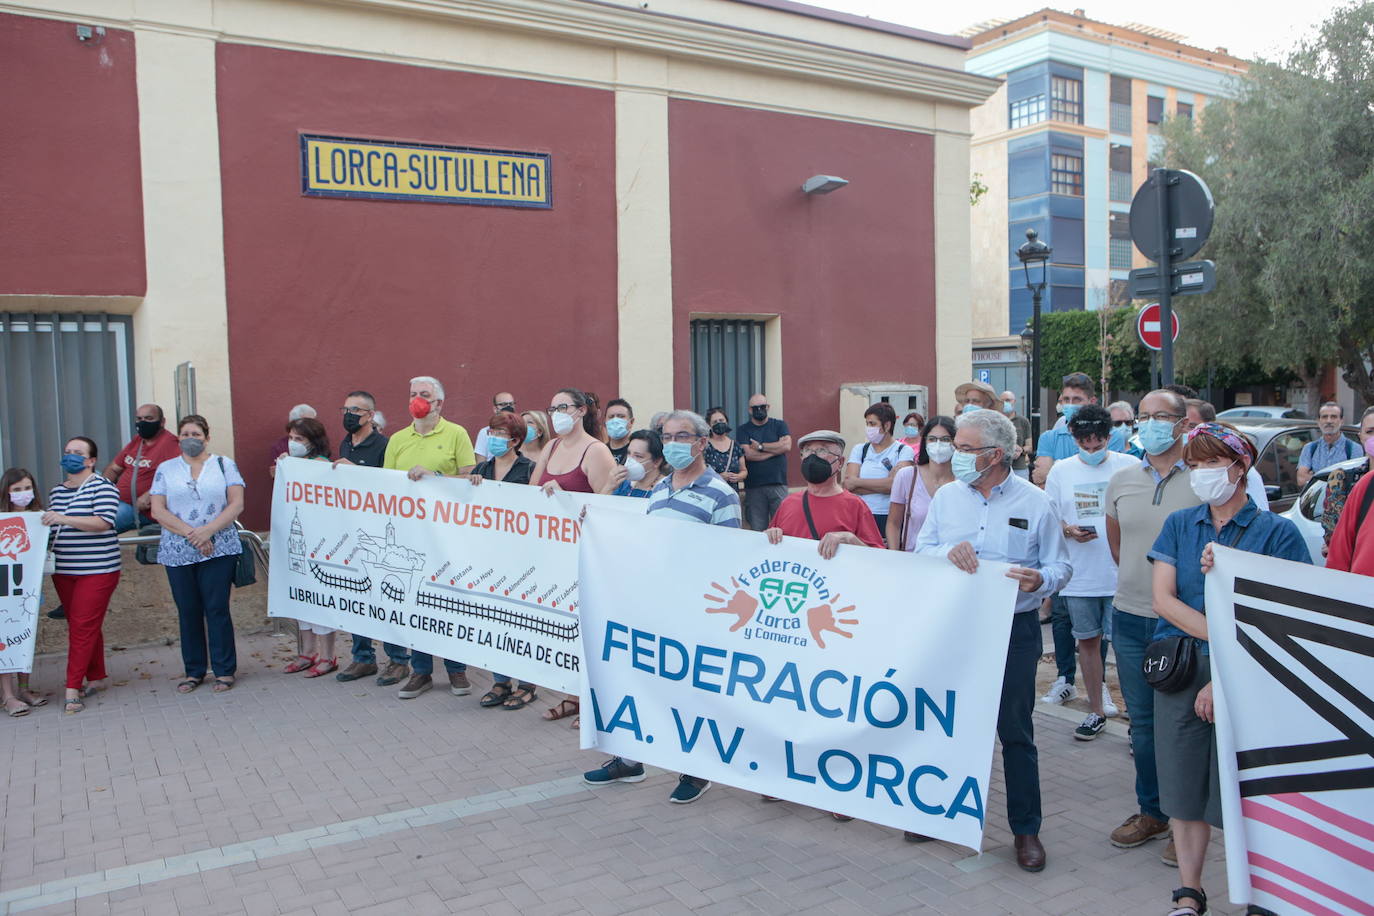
[766,430,884,556]
[102,403,182,532]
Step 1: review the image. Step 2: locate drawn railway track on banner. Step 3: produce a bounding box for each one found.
[415,586,579,642]
[309,562,372,593]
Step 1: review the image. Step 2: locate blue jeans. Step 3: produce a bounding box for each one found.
[1113,607,1165,821]
[165,555,238,680]
[114,502,154,534]
[350,635,408,667]
[410,652,465,677]
[1050,595,1076,683]
[999,611,1043,835]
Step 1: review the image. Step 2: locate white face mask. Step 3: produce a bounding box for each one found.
[287,439,309,458]
[1189,462,1239,506]
[551,411,576,436]
[9,490,35,508]
[925,441,954,464]
[624,457,647,482]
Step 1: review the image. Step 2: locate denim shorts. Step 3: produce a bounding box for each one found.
[1063,595,1113,640]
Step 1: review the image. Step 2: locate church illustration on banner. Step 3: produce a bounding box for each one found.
[288,511,426,604]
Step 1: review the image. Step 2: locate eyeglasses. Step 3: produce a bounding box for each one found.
[339,406,372,416]
[954,444,998,454]
[926,435,953,444]
[800,447,840,458]
[548,404,577,414]
[1140,412,1184,423]
[661,432,702,444]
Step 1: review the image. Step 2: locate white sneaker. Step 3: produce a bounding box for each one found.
[1102,685,1120,718]
[1040,676,1077,705]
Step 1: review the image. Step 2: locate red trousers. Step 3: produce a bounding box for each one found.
[52,571,120,690]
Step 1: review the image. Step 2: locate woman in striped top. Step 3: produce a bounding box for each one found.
[42,437,121,715]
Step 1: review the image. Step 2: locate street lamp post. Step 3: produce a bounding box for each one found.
[1017,228,1052,443]
[1018,324,1034,422]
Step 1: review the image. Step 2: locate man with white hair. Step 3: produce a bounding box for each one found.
[382,375,476,700]
[915,409,1072,872]
[1107,401,1142,457]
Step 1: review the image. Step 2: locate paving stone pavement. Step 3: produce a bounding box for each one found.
[0,631,1245,915]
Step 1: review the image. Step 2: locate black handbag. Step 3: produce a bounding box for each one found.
[232,546,256,588]
[1142,634,1197,693]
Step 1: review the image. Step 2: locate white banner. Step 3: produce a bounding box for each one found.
[577,508,1020,850]
[1207,545,1374,914]
[0,513,48,675]
[268,458,626,693]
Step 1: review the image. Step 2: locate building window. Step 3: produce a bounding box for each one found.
[1176,101,1193,121]
[1109,171,1132,202]
[1010,94,1046,128]
[1109,212,1133,269]
[1051,76,1083,124]
[1147,95,1165,125]
[690,319,766,429]
[1051,153,1083,196]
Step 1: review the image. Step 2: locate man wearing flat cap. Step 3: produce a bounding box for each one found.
[764,430,884,558]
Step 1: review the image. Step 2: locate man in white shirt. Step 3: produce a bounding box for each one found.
[1044,405,1135,740]
[915,409,1073,873]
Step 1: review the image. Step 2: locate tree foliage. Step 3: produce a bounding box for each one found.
[1037,308,1152,395]
[1159,0,1374,405]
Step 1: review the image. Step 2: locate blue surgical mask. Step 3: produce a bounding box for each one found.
[60,453,87,474]
[903,425,920,438]
[1059,404,1082,422]
[524,425,538,444]
[606,418,629,440]
[663,442,696,470]
[1137,419,1179,456]
[951,450,983,484]
[1079,447,1108,466]
[487,437,509,458]
[1002,401,1015,414]
[961,404,980,415]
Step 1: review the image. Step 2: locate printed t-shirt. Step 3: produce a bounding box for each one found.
[1044,450,1137,596]
[111,430,182,504]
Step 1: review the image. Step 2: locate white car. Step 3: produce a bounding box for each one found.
[1219,405,1307,420]
[1282,455,1369,568]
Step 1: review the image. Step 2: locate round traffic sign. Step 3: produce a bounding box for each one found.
[1137,303,1180,351]
[1129,169,1214,262]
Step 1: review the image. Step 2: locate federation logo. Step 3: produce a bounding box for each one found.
[702,558,858,649]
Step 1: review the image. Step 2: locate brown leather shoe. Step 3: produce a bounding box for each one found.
[1014,834,1046,872]
[1160,837,1178,867]
[1110,812,1170,848]
[335,662,377,682]
[376,662,409,687]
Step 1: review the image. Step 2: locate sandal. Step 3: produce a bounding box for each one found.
[4,697,30,717]
[1168,886,1208,916]
[480,683,514,708]
[570,715,579,729]
[212,677,235,693]
[543,697,578,721]
[24,694,47,707]
[303,658,337,678]
[503,684,538,710]
[284,654,317,674]
[177,677,204,694]
[63,698,85,715]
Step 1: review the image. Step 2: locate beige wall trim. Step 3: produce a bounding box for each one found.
[2,0,998,110]
[132,26,237,456]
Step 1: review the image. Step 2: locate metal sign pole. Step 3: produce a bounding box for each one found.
[1154,169,1175,385]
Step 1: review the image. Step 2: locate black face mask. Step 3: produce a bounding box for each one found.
[800,454,834,484]
[342,412,364,434]
[750,406,768,421]
[136,419,161,440]
[711,421,730,436]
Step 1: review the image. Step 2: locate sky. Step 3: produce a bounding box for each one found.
[804,0,1348,60]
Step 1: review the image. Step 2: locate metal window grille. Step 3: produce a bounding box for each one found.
[690,319,766,431]
[1109,237,1135,270]
[1110,170,1133,202]
[1009,95,1046,129]
[1109,102,1133,133]
[1051,77,1082,124]
[1051,154,1083,196]
[0,314,135,494]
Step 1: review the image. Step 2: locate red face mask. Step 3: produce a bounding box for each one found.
[409,396,433,419]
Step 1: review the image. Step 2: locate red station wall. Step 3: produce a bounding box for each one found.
[668,100,938,482]
[0,13,145,295]
[216,45,618,525]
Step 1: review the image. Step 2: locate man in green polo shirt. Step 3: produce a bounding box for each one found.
[383,375,476,700]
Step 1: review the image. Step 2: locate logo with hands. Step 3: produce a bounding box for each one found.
[704,575,859,649]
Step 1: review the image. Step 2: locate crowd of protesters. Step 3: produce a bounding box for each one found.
[5,371,1372,916]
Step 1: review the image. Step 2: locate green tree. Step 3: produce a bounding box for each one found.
[1037,308,1151,395]
[1160,0,1374,410]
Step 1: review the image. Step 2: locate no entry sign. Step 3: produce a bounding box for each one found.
[1137,303,1180,351]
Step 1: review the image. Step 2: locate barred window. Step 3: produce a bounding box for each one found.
[1051,153,1083,196]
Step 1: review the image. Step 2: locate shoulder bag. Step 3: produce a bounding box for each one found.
[216,457,256,588]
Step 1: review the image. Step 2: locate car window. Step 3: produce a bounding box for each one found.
[1271,428,1317,499]
[1298,478,1326,521]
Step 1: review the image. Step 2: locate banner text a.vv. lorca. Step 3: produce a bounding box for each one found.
[577,507,1019,850]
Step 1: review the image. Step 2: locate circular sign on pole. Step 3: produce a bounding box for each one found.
[1137,302,1180,351]
[1129,169,1214,262]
